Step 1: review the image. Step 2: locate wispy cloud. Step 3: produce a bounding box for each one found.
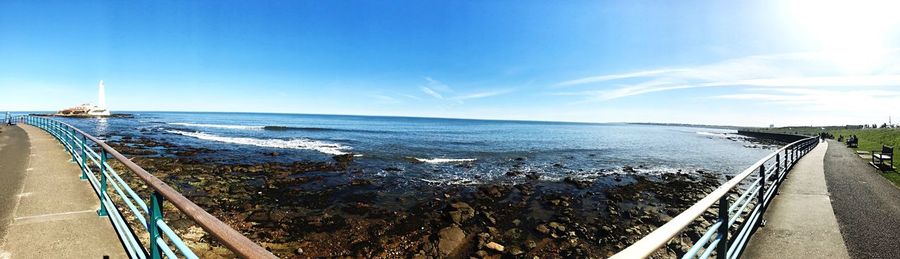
[451,89,514,101]
[424,76,452,92]
[400,94,422,100]
[372,94,400,104]
[554,68,685,87]
[418,77,514,103]
[714,87,900,113]
[555,49,900,101]
[421,86,444,99]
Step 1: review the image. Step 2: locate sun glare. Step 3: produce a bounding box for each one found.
[786,0,900,74]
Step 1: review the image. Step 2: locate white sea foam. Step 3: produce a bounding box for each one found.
[167,130,350,155]
[697,131,747,139]
[420,178,481,185]
[413,157,477,164]
[170,122,264,130]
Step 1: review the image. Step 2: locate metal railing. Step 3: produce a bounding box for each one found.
[16,116,276,259]
[611,136,820,259]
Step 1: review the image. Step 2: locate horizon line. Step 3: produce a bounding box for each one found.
[5,109,779,128]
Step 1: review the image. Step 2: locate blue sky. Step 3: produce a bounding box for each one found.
[1,0,899,126]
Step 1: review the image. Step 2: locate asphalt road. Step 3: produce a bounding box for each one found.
[0,125,28,240]
[824,139,900,259]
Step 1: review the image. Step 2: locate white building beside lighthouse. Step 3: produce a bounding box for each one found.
[56,80,111,116]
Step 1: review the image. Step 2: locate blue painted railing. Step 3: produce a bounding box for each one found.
[17,116,275,259]
[612,135,820,259]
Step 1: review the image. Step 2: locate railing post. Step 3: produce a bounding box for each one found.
[149,191,164,259]
[757,164,767,227]
[775,154,781,177]
[775,154,782,194]
[717,196,729,259]
[80,134,88,180]
[97,150,109,217]
[67,127,76,163]
[790,147,795,166]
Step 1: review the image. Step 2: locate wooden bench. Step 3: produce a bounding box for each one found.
[872,145,894,171]
[847,137,858,148]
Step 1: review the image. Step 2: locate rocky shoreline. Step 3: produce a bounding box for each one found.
[103,136,729,258]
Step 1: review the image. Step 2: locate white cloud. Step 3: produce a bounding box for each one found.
[451,89,514,101]
[372,94,399,104]
[421,86,444,99]
[424,76,452,92]
[400,94,422,100]
[554,69,685,87]
[418,77,513,102]
[714,87,900,113]
[555,49,900,101]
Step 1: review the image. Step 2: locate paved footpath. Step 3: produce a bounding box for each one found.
[0,125,28,241]
[823,139,900,259]
[0,125,125,258]
[744,140,850,258]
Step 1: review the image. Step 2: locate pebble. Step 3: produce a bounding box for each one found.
[485,242,504,252]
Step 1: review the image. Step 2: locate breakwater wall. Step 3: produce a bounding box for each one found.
[737,130,808,144]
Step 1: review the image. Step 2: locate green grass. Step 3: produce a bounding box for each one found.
[746,126,900,186]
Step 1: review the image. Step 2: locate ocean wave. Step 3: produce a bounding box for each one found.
[170,122,265,130]
[261,126,385,133]
[171,123,385,133]
[166,130,350,155]
[412,157,477,164]
[697,131,747,139]
[420,178,481,185]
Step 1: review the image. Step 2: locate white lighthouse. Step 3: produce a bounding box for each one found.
[56,80,111,117]
[98,80,106,110]
[88,80,110,116]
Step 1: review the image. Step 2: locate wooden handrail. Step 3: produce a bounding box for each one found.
[57,119,276,258]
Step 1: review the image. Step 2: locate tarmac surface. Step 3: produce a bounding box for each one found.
[0,125,126,258]
[823,139,900,259]
[0,125,28,241]
[744,140,850,258]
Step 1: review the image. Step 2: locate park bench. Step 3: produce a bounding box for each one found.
[872,145,894,171]
[847,137,858,148]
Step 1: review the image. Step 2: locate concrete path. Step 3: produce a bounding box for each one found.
[823,139,900,259]
[0,125,29,241]
[744,141,851,258]
[0,125,126,258]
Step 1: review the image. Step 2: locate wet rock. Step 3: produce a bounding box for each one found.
[483,212,497,225]
[536,224,550,234]
[623,166,636,173]
[331,154,353,168]
[438,226,466,256]
[564,177,592,189]
[350,179,372,186]
[508,246,523,256]
[549,222,566,232]
[449,202,476,224]
[485,242,504,252]
[383,166,403,172]
[479,185,506,199]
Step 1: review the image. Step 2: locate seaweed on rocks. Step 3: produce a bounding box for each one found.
[102,136,725,258]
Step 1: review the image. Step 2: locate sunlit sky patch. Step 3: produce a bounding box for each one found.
[1,0,899,126]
